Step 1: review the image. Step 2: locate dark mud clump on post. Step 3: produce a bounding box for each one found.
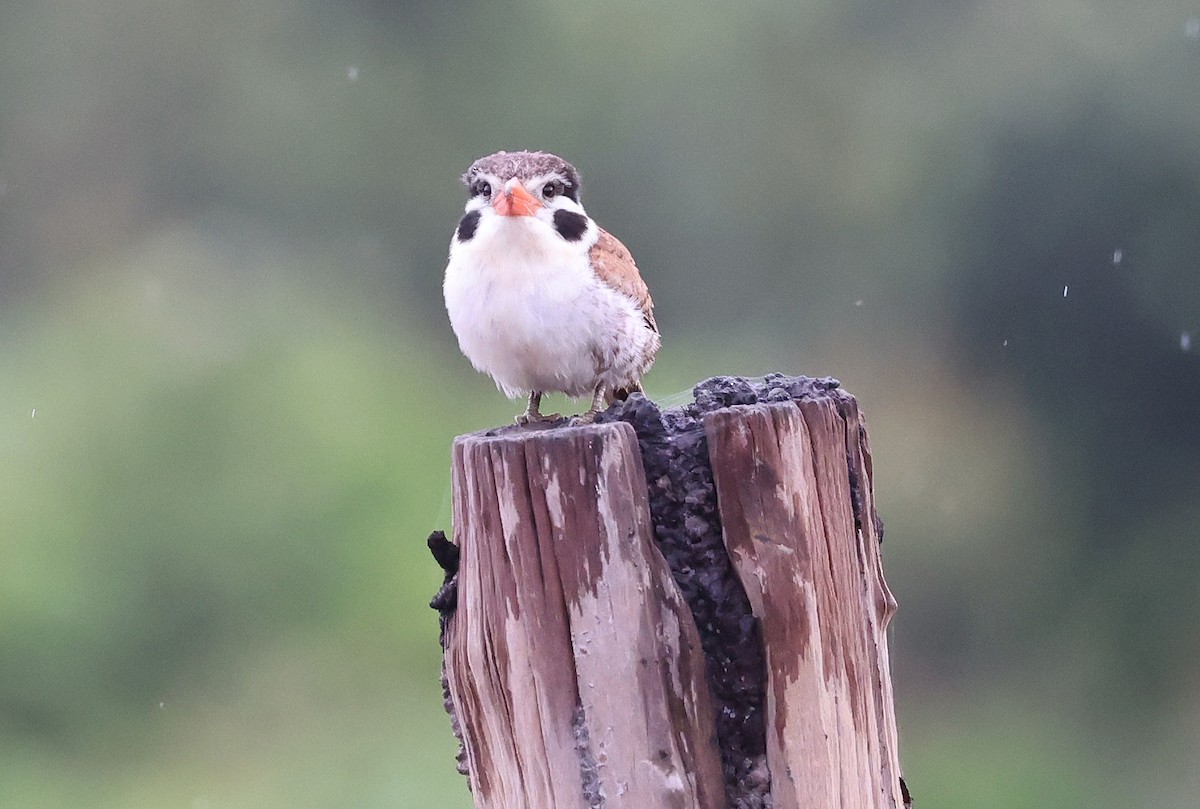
[427,530,469,777]
[599,373,843,809]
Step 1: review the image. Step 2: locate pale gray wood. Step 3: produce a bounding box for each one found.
[705,400,903,809]
[444,422,726,809]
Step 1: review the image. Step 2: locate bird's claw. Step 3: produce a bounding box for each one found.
[516,410,562,426]
[569,410,599,426]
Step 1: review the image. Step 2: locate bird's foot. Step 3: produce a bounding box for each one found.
[569,409,599,426]
[567,384,608,426]
[516,410,562,426]
[515,392,561,426]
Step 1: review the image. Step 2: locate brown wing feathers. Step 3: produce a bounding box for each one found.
[588,228,658,333]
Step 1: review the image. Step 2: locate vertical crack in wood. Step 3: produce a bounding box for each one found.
[598,389,773,809]
[571,701,603,809]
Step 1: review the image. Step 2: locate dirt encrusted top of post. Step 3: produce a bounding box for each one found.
[430,374,886,809]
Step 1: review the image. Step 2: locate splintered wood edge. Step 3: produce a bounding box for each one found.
[445,422,725,809]
[704,399,903,809]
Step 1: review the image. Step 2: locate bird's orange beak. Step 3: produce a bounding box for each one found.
[494,183,540,217]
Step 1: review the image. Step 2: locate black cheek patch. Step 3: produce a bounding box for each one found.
[552,209,589,242]
[456,210,481,242]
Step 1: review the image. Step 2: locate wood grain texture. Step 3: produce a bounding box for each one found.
[444,421,725,809]
[705,400,902,809]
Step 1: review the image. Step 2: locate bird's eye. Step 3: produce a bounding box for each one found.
[472,181,492,198]
[543,182,559,199]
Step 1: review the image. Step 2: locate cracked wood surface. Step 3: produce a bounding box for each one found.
[444,422,725,809]
[705,400,902,809]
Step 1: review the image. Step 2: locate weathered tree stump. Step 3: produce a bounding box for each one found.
[431,375,906,809]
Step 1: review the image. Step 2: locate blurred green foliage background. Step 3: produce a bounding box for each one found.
[2,1,1199,806]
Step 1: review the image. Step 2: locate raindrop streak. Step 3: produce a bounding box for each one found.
[346,65,359,81]
[1112,249,1122,266]
[1063,285,1069,298]
[1183,333,1193,352]
[854,299,864,307]
[1002,339,1009,347]
[30,408,36,418]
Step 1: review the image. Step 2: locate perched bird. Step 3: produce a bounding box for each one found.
[443,151,660,424]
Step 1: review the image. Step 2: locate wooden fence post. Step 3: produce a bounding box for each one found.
[431,375,907,809]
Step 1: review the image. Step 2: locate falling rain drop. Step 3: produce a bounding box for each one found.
[1187,17,1200,39]
[1002,339,1009,347]
[346,65,359,82]
[1063,285,1069,298]
[1182,332,1193,352]
[1112,249,1122,266]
